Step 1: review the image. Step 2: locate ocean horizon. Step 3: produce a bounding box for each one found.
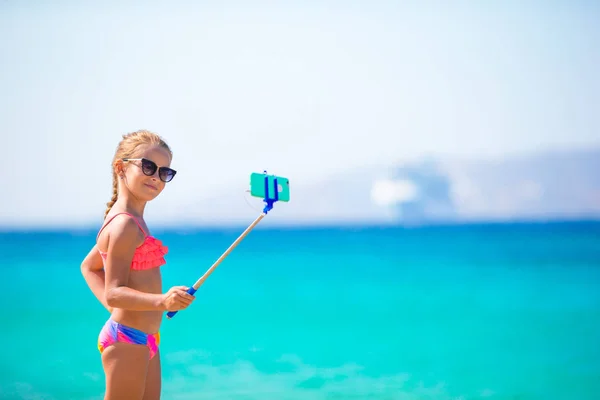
[1,220,599,399]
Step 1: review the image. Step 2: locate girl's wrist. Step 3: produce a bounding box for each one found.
[155,293,167,311]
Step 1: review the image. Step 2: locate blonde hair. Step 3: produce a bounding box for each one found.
[104,129,173,219]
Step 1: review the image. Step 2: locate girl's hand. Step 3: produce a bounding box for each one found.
[161,286,196,311]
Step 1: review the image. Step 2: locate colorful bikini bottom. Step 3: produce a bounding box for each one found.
[98,318,160,360]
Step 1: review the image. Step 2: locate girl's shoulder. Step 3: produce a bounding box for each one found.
[96,212,148,249]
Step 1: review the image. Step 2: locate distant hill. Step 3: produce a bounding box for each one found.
[394,147,600,224]
[181,147,600,227]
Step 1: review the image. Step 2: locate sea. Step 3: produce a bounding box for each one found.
[0,221,599,400]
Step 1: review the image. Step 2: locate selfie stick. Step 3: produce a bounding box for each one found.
[166,172,280,320]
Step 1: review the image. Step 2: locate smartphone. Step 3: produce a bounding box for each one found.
[249,172,290,202]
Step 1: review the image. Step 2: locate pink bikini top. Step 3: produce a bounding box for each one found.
[97,212,168,271]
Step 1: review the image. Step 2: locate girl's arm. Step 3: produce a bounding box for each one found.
[81,244,113,313]
[102,216,167,311]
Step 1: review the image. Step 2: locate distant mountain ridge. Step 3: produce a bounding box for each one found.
[176,146,600,227]
[389,147,600,224]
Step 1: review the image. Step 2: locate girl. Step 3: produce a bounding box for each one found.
[81,130,196,400]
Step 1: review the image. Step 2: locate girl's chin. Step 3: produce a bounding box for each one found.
[134,188,160,201]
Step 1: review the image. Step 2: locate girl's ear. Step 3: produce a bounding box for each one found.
[114,159,125,176]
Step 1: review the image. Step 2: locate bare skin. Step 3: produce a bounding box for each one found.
[81,145,195,400]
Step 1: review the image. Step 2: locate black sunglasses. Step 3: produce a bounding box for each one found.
[122,158,177,183]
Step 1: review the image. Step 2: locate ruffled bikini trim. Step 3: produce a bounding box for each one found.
[131,236,169,270]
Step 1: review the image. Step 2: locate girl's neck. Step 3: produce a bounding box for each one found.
[113,196,146,218]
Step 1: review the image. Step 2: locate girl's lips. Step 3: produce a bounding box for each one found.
[144,183,158,190]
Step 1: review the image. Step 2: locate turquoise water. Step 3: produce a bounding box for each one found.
[1,221,599,399]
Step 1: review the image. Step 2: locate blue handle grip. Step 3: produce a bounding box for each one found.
[166,286,197,319]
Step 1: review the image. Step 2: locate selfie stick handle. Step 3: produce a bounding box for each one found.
[166,173,278,320]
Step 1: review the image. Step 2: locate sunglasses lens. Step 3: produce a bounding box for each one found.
[159,168,176,182]
[141,159,158,176]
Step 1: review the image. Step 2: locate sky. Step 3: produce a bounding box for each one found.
[1,0,599,227]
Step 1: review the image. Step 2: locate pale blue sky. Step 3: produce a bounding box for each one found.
[1,0,599,227]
